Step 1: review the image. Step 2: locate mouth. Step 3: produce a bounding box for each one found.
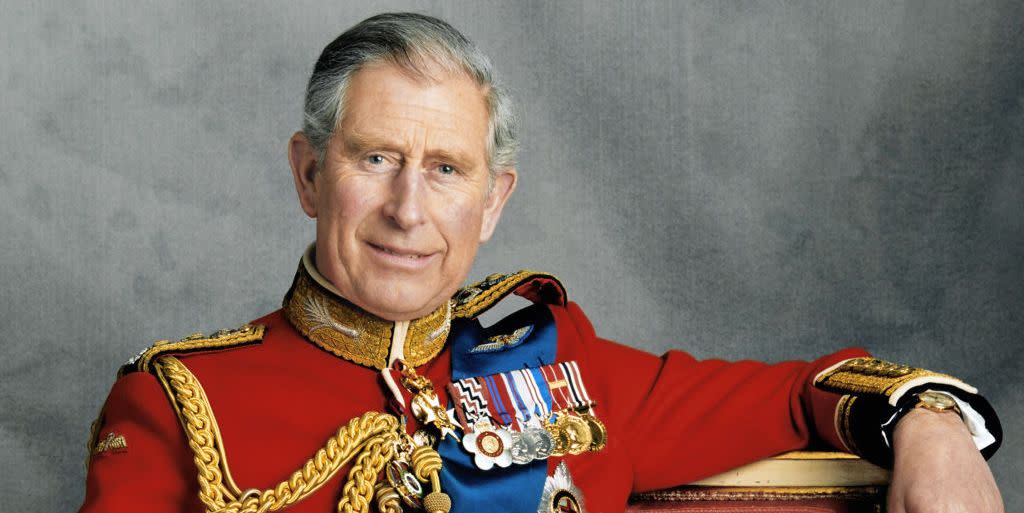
[367,242,438,268]
[369,243,429,258]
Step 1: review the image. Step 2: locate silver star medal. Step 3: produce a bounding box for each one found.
[537,462,586,513]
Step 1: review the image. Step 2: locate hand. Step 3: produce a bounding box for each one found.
[887,407,1003,513]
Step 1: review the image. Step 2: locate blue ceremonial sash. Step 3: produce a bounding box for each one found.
[440,303,558,513]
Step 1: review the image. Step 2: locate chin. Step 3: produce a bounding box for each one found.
[362,278,445,320]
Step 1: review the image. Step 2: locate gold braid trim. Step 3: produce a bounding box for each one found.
[835,395,859,455]
[284,268,451,369]
[813,357,976,406]
[125,324,265,376]
[452,271,566,319]
[153,355,404,513]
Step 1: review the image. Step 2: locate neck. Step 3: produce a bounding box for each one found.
[282,248,452,370]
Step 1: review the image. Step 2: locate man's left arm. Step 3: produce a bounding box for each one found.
[814,357,1004,512]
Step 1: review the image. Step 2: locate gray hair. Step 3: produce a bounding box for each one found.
[302,13,519,175]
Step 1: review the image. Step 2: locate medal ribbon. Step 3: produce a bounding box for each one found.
[539,361,593,412]
[528,367,553,417]
[509,369,543,424]
[539,363,572,411]
[480,375,516,429]
[561,361,593,408]
[448,361,590,431]
[500,371,533,426]
[448,378,491,431]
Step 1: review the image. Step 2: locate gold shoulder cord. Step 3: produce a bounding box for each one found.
[153,356,419,513]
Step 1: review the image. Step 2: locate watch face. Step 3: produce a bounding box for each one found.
[919,390,957,409]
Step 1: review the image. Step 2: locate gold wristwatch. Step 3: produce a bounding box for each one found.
[914,390,963,419]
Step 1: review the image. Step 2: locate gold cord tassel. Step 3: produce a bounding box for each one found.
[411,446,451,513]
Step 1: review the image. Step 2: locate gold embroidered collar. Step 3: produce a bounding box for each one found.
[283,248,451,370]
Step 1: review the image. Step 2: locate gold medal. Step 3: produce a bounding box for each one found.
[401,361,458,439]
[545,420,568,457]
[580,412,607,452]
[555,414,592,455]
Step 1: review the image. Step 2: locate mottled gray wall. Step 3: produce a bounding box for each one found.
[2,1,1021,510]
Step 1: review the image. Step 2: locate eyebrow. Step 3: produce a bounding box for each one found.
[342,130,481,169]
[342,131,395,155]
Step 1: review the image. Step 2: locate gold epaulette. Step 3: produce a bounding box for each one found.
[813,357,977,406]
[452,271,567,319]
[119,323,265,376]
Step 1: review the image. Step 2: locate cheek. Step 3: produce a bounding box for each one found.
[319,179,379,227]
[440,195,486,248]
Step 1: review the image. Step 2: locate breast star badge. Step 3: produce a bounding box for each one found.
[538,461,586,513]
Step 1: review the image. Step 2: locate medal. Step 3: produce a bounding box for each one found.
[462,423,513,470]
[545,417,568,457]
[510,431,535,465]
[512,426,555,464]
[394,361,458,440]
[537,462,586,513]
[580,412,607,452]
[554,414,592,455]
[385,460,425,508]
[524,427,554,460]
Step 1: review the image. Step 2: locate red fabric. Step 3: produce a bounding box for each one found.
[79,304,868,513]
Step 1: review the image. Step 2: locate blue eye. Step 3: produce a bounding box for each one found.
[439,164,456,175]
[367,154,385,165]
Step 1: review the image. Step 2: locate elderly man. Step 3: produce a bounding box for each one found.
[79,13,1002,513]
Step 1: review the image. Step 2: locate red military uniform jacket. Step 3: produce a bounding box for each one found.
[79,255,997,513]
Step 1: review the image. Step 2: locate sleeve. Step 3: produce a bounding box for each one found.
[78,371,201,513]
[560,302,864,492]
[612,346,863,492]
[560,302,1001,493]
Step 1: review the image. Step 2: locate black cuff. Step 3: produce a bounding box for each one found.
[846,384,1002,468]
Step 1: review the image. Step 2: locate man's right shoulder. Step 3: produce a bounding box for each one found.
[118,319,270,377]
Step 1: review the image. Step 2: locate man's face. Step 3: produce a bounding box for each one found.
[289,62,516,321]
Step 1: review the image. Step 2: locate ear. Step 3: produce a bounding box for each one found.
[288,131,320,218]
[479,167,518,243]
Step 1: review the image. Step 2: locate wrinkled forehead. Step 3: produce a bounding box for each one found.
[342,52,489,111]
[338,62,491,161]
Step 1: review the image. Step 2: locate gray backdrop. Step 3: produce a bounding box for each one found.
[2,1,1021,511]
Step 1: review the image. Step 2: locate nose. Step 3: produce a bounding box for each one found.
[382,163,427,229]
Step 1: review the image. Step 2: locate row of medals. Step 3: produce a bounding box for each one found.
[483,408,607,465]
[381,404,607,508]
